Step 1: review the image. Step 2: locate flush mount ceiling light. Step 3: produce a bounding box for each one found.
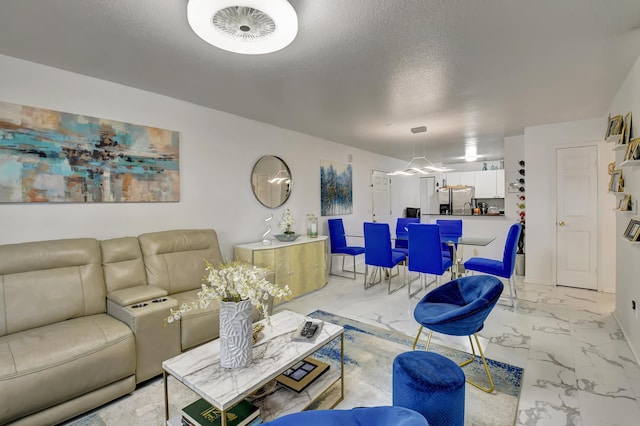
[187,0,298,55]
[388,127,454,176]
[464,140,478,162]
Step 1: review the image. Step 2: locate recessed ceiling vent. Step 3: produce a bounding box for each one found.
[212,7,276,42]
[187,0,298,55]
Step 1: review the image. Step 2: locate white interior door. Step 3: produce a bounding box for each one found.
[555,146,598,290]
[371,170,391,223]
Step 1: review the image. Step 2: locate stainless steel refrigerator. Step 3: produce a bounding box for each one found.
[438,186,475,215]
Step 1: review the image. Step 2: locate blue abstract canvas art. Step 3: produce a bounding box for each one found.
[0,101,179,203]
[320,160,352,216]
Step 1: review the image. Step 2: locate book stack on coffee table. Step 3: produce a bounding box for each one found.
[181,398,261,426]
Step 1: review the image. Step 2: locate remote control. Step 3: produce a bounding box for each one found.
[301,321,312,335]
[304,324,318,338]
[300,321,318,338]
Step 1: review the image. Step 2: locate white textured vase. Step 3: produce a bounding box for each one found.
[219,299,253,368]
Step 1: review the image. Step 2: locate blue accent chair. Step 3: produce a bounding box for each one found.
[364,222,407,294]
[463,223,521,307]
[395,217,420,256]
[436,219,462,259]
[328,218,365,280]
[412,275,504,393]
[393,351,465,426]
[407,224,453,298]
[262,406,429,425]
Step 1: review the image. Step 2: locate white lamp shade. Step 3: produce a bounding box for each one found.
[187,0,298,55]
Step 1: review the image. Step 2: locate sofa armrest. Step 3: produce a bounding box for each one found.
[107,297,180,383]
[107,286,168,307]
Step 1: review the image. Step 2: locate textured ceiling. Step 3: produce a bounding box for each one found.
[1,0,640,164]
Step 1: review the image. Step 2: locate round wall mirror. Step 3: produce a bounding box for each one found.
[251,155,292,208]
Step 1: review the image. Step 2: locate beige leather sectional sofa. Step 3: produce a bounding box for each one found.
[0,229,269,426]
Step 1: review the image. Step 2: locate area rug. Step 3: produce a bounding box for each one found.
[308,310,523,426]
[64,310,522,426]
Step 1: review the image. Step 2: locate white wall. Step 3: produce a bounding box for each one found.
[504,135,525,222]
[524,118,616,291]
[608,54,640,360]
[0,54,418,257]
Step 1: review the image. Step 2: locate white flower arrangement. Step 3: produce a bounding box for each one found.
[166,259,291,325]
[280,208,295,233]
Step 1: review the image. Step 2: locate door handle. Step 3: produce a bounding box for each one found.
[559,221,565,226]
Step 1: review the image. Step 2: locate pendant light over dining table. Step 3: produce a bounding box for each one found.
[187,0,298,55]
[387,127,454,176]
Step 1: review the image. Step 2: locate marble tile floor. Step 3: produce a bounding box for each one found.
[275,272,640,426]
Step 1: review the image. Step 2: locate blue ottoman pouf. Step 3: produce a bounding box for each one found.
[393,351,465,426]
[262,406,429,425]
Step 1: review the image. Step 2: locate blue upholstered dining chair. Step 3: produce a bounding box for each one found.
[463,222,521,307]
[412,275,504,393]
[407,224,453,298]
[262,406,429,426]
[364,222,407,294]
[436,219,462,259]
[395,217,420,256]
[328,218,365,280]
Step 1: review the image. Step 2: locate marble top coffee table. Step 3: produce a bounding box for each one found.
[162,310,344,425]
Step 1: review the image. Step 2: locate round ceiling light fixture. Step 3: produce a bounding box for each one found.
[187,0,298,55]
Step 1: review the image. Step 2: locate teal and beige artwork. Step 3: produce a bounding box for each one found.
[0,101,179,202]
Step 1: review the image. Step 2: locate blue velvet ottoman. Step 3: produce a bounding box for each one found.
[262,406,429,425]
[393,351,465,426]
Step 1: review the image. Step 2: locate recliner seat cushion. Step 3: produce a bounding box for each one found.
[0,314,135,424]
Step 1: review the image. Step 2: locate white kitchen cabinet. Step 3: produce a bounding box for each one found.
[496,169,505,197]
[445,171,475,187]
[459,171,475,187]
[445,172,461,186]
[474,170,505,198]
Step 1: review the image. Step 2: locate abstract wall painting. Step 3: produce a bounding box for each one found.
[320,160,353,216]
[0,101,179,203]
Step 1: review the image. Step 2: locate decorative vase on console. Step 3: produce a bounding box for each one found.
[165,260,291,369]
